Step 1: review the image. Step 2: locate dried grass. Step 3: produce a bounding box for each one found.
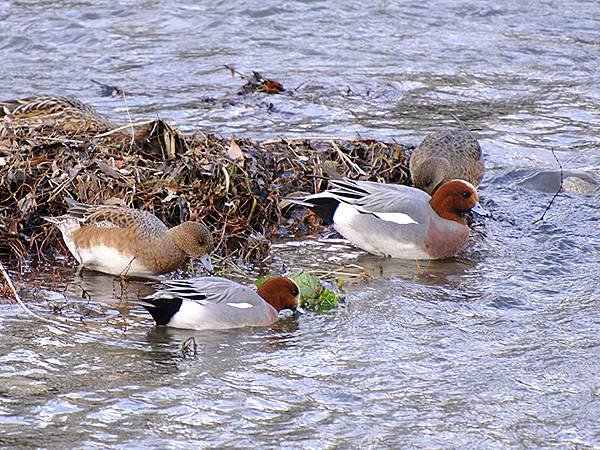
[0,114,412,270]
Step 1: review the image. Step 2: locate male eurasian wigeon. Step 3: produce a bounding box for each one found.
[44,198,214,278]
[410,128,485,194]
[290,178,487,260]
[141,276,301,330]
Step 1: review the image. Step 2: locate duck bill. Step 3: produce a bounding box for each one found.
[294,306,305,316]
[470,202,490,218]
[199,254,214,274]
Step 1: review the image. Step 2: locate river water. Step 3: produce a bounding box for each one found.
[1,0,600,448]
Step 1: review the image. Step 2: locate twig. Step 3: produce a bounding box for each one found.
[0,261,48,321]
[331,141,367,176]
[181,336,198,357]
[261,136,347,146]
[221,165,231,195]
[211,255,252,280]
[294,81,309,92]
[47,177,75,203]
[119,257,136,279]
[93,120,155,138]
[532,149,563,225]
[449,112,467,130]
[308,269,366,278]
[223,64,252,81]
[31,136,85,144]
[118,90,137,148]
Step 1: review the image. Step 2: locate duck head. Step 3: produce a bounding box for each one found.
[168,221,215,272]
[257,277,301,312]
[429,179,487,224]
[413,156,452,195]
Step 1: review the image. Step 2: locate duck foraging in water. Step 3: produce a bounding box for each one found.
[410,128,485,194]
[44,198,214,278]
[288,178,487,260]
[141,276,301,330]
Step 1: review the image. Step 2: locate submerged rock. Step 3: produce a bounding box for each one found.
[515,169,598,194]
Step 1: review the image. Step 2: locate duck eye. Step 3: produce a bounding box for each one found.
[290,285,299,296]
[461,191,471,199]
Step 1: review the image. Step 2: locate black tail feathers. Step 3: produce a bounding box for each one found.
[304,197,340,225]
[141,297,183,326]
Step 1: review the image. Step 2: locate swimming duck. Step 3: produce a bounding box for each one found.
[410,128,485,194]
[142,276,300,330]
[290,178,486,260]
[44,198,214,278]
[0,96,114,138]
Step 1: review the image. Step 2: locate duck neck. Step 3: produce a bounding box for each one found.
[166,224,191,254]
[429,198,467,225]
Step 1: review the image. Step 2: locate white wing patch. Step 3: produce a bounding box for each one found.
[227,302,254,309]
[371,212,418,225]
[335,202,418,226]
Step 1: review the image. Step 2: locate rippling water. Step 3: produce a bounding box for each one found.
[1,0,600,448]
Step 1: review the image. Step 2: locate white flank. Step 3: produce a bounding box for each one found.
[169,300,206,329]
[332,202,360,227]
[78,245,151,277]
[372,212,418,225]
[227,302,254,309]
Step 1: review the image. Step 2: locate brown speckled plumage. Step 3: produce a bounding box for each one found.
[45,199,214,278]
[410,129,485,194]
[0,96,114,137]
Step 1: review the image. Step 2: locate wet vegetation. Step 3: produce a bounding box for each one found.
[0,77,413,278]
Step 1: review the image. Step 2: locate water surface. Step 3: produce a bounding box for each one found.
[1,0,600,448]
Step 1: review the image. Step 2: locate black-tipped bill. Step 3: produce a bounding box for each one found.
[199,255,214,274]
[470,202,490,218]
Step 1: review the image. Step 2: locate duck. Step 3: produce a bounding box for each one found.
[410,128,485,194]
[44,198,214,278]
[0,96,114,138]
[289,178,487,260]
[141,276,301,330]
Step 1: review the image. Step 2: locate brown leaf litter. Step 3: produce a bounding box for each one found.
[0,95,413,272]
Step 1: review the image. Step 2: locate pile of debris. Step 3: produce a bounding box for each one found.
[0,95,412,271]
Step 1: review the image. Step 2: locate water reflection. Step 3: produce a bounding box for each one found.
[62,269,154,307]
[145,316,301,354]
[273,238,481,288]
[354,252,479,284]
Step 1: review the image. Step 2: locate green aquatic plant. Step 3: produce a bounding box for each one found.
[255,271,340,312]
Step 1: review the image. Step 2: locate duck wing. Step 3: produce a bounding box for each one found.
[148,277,260,308]
[65,198,167,233]
[322,179,432,225]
